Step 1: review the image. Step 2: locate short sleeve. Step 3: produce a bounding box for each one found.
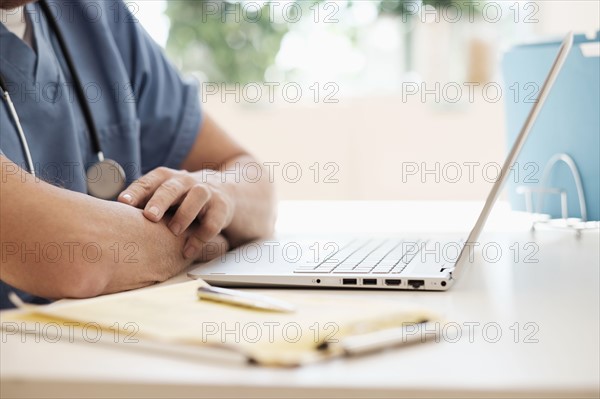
[104,0,202,173]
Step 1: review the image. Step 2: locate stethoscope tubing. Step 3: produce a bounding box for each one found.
[0,75,36,176]
[0,0,106,175]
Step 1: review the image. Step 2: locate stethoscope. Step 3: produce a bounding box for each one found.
[0,0,126,200]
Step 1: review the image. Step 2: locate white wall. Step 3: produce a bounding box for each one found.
[204,91,506,201]
[196,1,598,201]
[535,1,600,37]
[133,0,598,202]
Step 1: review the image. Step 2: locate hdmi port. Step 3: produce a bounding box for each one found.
[385,279,402,286]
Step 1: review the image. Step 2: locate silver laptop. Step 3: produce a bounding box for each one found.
[189,33,573,291]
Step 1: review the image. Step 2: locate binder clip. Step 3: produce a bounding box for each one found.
[516,153,600,237]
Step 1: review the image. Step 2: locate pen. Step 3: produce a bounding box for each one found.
[196,280,296,313]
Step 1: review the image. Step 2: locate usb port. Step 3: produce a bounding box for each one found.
[385,279,402,286]
[342,278,358,285]
[362,279,377,286]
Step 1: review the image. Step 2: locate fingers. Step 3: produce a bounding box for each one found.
[167,184,212,236]
[195,234,230,263]
[118,167,175,208]
[119,168,235,259]
[183,201,230,259]
[141,176,195,222]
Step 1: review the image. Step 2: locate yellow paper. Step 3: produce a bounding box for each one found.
[4,281,435,366]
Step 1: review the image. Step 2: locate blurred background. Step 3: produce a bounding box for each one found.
[129,0,599,201]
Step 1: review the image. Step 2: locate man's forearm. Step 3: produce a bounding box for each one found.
[84,199,195,295]
[0,157,193,299]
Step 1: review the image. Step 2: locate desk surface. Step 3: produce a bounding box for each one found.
[1,201,599,398]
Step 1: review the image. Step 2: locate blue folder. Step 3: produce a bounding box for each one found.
[502,32,600,221]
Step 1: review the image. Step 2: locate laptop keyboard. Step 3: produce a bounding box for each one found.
[293,239,425,275]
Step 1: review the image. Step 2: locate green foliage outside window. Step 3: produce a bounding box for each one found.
[165,1,484,84]
[165,0,294,84]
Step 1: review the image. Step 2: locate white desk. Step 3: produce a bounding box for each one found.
[1,201,599,398]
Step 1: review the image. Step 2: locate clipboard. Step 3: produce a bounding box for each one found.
[1,281,439,367]
[502,31,600,221]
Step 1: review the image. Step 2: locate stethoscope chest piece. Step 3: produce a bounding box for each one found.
[86,159,126,200]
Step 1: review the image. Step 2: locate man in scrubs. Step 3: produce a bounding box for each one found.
[0,0,277,308]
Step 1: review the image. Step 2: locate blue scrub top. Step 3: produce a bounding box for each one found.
[0,0,203,308]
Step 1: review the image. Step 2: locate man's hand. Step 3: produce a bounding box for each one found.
[118,167,234,259]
